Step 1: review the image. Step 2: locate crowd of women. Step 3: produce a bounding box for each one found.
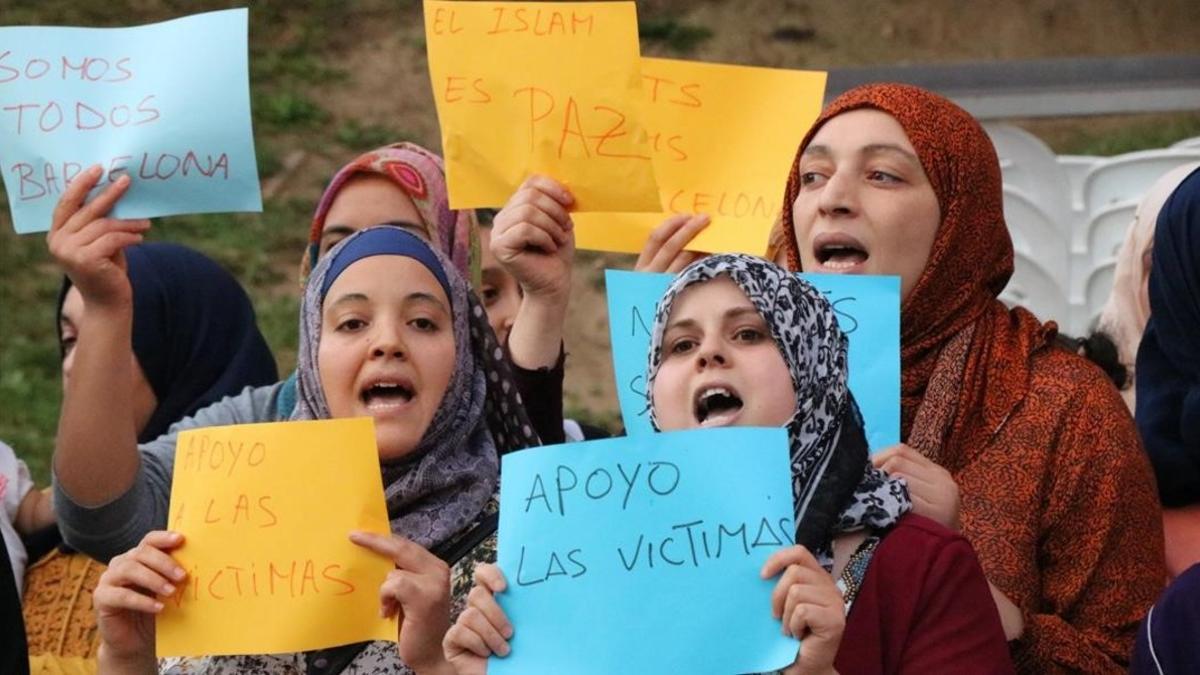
[1,80,1197,675]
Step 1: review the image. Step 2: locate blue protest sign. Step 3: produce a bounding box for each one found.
[494,427,798,675]
[605,269,900,450]
[0,9,261,234]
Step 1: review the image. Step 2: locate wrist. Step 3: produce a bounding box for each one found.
[98,642,157,675]
[411,654,457,675]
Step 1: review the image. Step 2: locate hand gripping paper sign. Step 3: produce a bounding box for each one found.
[157,418,394,657]
[424,1,660,213]
[605,270,901,451]
[573,58,826,255]
[492,428,799,675]
[0,9,261,234]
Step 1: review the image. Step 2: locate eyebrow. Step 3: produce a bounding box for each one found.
[801,142,921,166]
[325,291,449,313]
[665,305,761,333]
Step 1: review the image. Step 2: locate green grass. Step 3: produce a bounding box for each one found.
[1053,113,1200,156]
[639,17,714,54]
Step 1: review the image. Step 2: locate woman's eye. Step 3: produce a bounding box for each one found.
[735,328,764,342]
[668,338,696,355]
[336,318,367,332]
[410,317,439,332]
[60,336,77,355]
[799,171,825,187]
[867,169,901,184]
[482,287,499,305]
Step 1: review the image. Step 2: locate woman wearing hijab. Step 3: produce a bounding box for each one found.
[1137,167,1200,508]
[445,255,1012,674]
[49,146,571,564]
[773,84,1163,673]
[91,226,535,674]
[1097,162,1200,411]
[22,243,278,669]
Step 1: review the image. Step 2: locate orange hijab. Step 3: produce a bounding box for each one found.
[782,84,1055,467]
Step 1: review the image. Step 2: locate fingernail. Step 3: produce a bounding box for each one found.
[498,642,511,656]
[161,583,175,595]
[116,175,130,186]
[153,601,164,612]
[503,625,514,639]
[89,164,102,176]
[172,567,185,580]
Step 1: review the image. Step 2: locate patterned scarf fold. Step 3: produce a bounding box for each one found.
[301,142,481,287]
[781,83,1055,466]
[293,226,536,552]
[645,254,910,569]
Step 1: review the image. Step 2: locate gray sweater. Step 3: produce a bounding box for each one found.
[53,382,284,562]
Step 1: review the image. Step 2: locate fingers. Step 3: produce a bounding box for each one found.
[467,583,513,639]
[458,606,511,656]
[635,213,710,273]
[350,531,444,573]
[762,543,820,579]
[473,564,508,594]
[50,165,103,234]
[781,581,838,638]
[665,250,704,274]
[444,621,494,662]
[96,531,187,614]
[62,174,134,237]
[495,219,561,256]
[510,174,574,211]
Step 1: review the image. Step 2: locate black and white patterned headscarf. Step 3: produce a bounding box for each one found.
[294,226,538,553]
[646,254,910,568]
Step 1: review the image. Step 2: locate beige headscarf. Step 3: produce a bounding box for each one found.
[1097,162,1200,410]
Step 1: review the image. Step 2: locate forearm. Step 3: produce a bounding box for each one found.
[507,292,569,370]
[16,489,55,534]
[55,302,140,506]
[986,581,1025,641]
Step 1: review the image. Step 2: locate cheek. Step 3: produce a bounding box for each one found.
[650,362,689,429]
[317,341,356,415]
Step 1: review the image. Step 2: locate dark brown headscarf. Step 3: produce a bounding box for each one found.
[781,84,1055,468]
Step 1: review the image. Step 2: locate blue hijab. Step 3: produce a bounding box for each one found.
[57,243,279,443]
[1136,167,1200,507]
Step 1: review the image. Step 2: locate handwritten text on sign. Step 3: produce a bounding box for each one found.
[157,418,394,657]
[424,1,660,212]
[573,58,826,255]
[493,428,798,675]
[604,270,901,450]
[0,9,261,234]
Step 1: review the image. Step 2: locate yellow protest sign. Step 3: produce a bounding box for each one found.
[424,0,661,212]
[156,418,395,657]
[574,58,826,255]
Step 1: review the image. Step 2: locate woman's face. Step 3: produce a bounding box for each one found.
[791,109,941,301]
[478,226,523,345]
[318,255,457,460]
[651,277,797,431]
[59,286,158,435]
[319,175,428,257]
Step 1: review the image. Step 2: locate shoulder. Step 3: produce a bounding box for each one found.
[1026,345,1128,414]
[162,382,286,435]
[874,514,973,563]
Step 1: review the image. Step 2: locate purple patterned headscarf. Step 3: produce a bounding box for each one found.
[293,226,535,549]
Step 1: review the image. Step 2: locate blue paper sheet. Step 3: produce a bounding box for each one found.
[605,269,900,450]
[494,427,798,675]
[0,9,261,234]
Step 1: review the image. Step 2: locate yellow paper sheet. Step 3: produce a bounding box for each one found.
[157,418,395,657]
[574,58,826,255]
[424,0,660,212]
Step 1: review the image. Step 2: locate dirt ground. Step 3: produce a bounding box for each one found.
[256,0,1197,430]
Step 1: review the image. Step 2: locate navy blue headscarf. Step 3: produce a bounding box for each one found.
[56,242,279,443]
[1136,167,1200,507]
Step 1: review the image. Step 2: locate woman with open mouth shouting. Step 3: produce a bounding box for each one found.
[85,226,537,674]
[443,255,1014,675]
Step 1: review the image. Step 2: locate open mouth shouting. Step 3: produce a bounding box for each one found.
[360,376,416,413]
[813,232,870,273]
[693,384,745,427]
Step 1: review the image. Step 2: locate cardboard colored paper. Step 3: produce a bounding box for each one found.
[574,58,825,254]
[605,270,901,450]
[493,427,798,675]
[424,1,660,212]
[157,418,395,657]
[0,9,262,234]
